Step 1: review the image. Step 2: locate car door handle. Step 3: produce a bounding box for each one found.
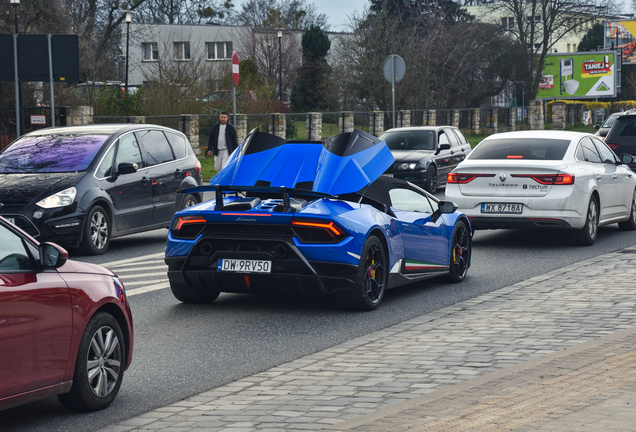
[141,176,150,184]
[613,175,618,180]
[175,169,182,178]
[596,175,602,180]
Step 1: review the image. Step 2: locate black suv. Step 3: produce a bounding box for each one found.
[604,112,636,171]
[0,124,203,254]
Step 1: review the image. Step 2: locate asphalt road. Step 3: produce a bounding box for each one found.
[3,197,636,431]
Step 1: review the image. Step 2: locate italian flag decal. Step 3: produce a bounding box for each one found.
[404,260,447,271]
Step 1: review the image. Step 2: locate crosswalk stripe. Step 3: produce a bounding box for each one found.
[101,252,165,268]
[111,265,168,273]
[127,281,170,296]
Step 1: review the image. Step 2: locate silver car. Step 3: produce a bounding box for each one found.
[445,130,636,245]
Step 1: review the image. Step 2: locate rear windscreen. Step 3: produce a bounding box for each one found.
[469,138,570,160]
[609,117,636,138]
[0,134,108,173]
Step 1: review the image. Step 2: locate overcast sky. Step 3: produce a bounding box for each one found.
[231,0,370,32]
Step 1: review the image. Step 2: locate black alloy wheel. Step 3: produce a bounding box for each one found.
[335,235,388,311]
[426,165,437,193]
[448,220,470,283]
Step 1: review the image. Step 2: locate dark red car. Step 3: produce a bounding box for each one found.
[0,216,133,412]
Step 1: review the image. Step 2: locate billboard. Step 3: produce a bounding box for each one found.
[605,21,636,65]
[536,51,618,100]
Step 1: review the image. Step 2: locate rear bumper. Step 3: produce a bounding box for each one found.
[445,185,586,230]
[165,236,360,296]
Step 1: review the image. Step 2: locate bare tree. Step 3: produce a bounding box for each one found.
[236,28,302,104]
[233,0,328,30]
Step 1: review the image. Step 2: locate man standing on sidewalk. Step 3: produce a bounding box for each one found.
[207,111,238,172]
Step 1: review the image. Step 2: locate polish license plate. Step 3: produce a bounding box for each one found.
[218,259,271,273]
[481,203,523,214]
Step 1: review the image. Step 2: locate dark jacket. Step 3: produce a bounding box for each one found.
[207,122,239,156]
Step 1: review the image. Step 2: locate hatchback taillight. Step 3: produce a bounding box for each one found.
[447,173,495,184]
[195,160,202,176]
[607,143,620,150]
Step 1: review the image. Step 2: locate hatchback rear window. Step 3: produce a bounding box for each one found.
[610,117,636,137]
[0,134,108,173]
[469,138,570,160]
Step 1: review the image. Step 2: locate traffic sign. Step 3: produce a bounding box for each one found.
[232,52,239,87]
[383,54,405,83]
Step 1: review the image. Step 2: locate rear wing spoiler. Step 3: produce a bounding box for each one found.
[178,185,336,213]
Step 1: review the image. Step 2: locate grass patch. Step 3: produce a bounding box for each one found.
[199,154,216,183]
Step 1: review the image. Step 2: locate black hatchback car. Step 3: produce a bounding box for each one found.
[0,124,203,255]
[380,126,471,193]
[604,112,636,171]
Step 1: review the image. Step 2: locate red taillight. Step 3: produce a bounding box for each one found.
[507,155,524,159]
[292,220,342,236]
[555,174,575,185]
[172,216,206,231]
[194,160,202,176]
[291,219,347,243]
[511,174,575,185]
[447,173,495,184]
[607,144,620,150]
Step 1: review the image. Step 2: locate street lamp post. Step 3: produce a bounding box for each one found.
[124,10,135,93]
[10,0,21,138]
[277,29,283,102]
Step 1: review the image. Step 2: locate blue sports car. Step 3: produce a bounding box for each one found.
[165,129,471,310]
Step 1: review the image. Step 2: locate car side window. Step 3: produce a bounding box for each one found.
[592,138,618,164]
[438,131,450,146]
[451,129,467,147]
[95,144,116,178]
[580,138,602,163]
[165,132,188,160]
[0,223,35,271]
[115,133,144,169]
[136,130,175,167]
[389,187,435,214]
[444,129,460,147]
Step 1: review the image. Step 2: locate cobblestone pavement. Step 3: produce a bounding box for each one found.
[100,246,636,432]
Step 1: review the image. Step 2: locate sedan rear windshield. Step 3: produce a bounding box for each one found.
[469,138,570,160]
[0,134,108,173]
[381,130,435,151]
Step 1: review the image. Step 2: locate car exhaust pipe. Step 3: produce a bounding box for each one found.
[199,242,213,256]
[273,245,287,259]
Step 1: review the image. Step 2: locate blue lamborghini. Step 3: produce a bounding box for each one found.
[165,129,471,310]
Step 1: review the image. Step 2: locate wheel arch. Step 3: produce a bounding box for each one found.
[94,302,133,370]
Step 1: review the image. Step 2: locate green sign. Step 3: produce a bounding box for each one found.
[536,51,616,100]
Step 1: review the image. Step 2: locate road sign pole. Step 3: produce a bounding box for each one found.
[13,34,20,138]
[392,58,396,129]
[233,85,236,126]
[47,34,55,127]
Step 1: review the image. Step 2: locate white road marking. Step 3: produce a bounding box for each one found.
[127,281,171,296]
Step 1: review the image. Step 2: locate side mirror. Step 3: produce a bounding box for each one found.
[593,124,600,130]
[118,162,138,174]
[435,143,451,155]
[438,201,458,214]
[621,154,634,165]
[39,242,68,268]
[431,201,458,223]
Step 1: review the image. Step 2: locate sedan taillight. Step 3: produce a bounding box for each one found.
[511,174,575,185]
[447,173,495,184]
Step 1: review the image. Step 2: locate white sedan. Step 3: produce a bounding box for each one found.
[445,131,636,245]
